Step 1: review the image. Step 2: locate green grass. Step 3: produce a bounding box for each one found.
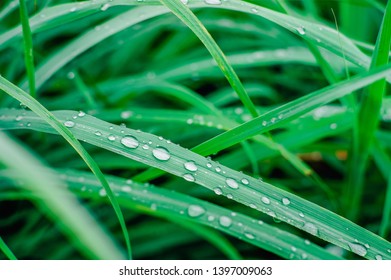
[0,0,390,260]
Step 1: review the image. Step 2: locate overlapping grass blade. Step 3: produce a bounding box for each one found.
[0,132,124,259]
[1,109,390,259]
[0,236,17,260]
[191,63,391,156]
[0,76,132,259]
[347,0,391,220]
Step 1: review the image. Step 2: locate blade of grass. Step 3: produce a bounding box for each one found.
[0,76,132,260]
[0,236,17,260]
[159,0,258,117]
[190,63,391,157]
[19,0,36,97]
[1,109,390,259]
[347,0,391,220]
[0,132,124,260]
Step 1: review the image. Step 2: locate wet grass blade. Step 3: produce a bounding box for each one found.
[1,109,390,259]
[0,77,132,260]
[0,132,124,259]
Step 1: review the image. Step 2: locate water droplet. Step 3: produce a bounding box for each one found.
[101,3,110,11]
[78,111,85,117]
[267,211,276,218]
[282,197,291,205]
[121,186,132,193]
[251,8,258,13]
[15,115,23,121]
[94,131,102,136]
[302,222,318,235]
[296,26,306,35]
[213,187,223,195]
[244,232,255,239]
[304,239,311,245]
[241,178,249,185]
[249,203,257,209]
[107,135,116,141]
[70,7,77,12]
[121,111,133,119]
[219,216,232,227]
[330,123,337,129]
[64,121,75,128]
[184,161,197,172]
[142,144,149,150]
[188,205,205,217]
[299,212,305,218]
[227,194,233,199]
[121,136,139,148]
[261,196,270,205]
[206,163,212,168]
[208,215,215,221]
[99,189,106,197]
[181,0,188,4]
[375,254,382,260]
[205,0,221,5]
[348,242,367,257]
[183,174,195,182]
[215,166,221,172]
[152,147,171,161]
[291,246,297,252]
[262,120,267,126]
[226,178,239,189]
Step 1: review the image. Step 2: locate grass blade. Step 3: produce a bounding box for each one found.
[0,132,124,259]
[347,1,391,220]
[19,0,36,97]
[0,76,132,259]
[0,236,17,260]
[1,109,390,259]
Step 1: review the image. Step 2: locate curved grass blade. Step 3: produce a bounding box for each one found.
[50,169,341,260]
[0,236,17,260]
[160,0,258,117]
[0,132,124,260]
[19,0,36,97]
[1,109,390,259]
[0,76,132,260]
[347,0,391,220]
[191,63,391,156]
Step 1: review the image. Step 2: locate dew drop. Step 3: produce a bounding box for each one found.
[291,246,297,252]
[100,3,110,11]
[15,115,23,121]
[251,8,258,13]
[183,174,195,182]
[121,136,139,149]
[282,197,291,205]
[184,161,197,172]
[142,144,149,150]
[241,178,249,185]
[304,239,311,245]
[227,194,233,199]
[348,242,367,257]
[213,187,223,195]
[330,123,337,129]
[208,215,215,222]
[249,203,257,209]
[188,205,205,217]
[78,111,86,117]
[215,166,221,172]
[296,26,306,35]
[99,189,106,197]
[206,163,212,168]
[121,111,133,119]
[219,216,232,227]
[94,131,102,136]
[302,222,318,235]
[375,254,382,260]
[244,232,255,239]
[205,0,222,5]
[121,186,132,193]
[107,135,116,141]
[181,0,188,4]
[70,7,77,12]
[261,196,270,205]
[226,178,239,189]
[152,147,171,161]
[64,121,75,128]
[299,212,305,218]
